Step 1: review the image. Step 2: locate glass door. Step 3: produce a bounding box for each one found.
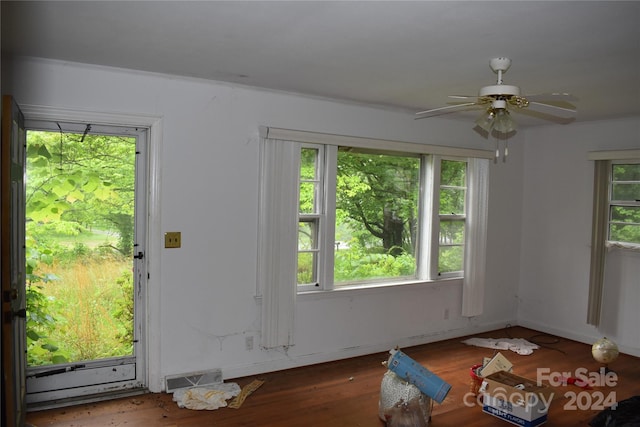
[23,121,147,405]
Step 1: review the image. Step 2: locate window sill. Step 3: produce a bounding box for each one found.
[606,241,640,252]
[296,277,463,300]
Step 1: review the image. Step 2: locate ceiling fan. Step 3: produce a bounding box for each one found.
[415,57,578,136]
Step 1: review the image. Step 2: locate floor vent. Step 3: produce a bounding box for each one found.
[165,369,222,393]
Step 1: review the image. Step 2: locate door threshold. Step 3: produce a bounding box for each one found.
[27,388,149,412]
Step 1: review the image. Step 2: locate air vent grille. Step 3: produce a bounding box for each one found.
[165,369,222,392]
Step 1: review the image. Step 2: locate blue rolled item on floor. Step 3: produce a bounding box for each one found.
[386,348,451,404]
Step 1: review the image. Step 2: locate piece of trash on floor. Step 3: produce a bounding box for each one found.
[379,369,431,425]
[461,337,539,355]
[228,379,265,409]
[479,352,513,377]
[172,382,241,410]
[386,348,451,404]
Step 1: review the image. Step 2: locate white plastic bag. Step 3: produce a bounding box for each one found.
[379,370,431,425]
[172,382,241,410]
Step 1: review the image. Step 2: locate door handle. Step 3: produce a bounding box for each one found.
[4,308,26,323]
[133,252,144,260]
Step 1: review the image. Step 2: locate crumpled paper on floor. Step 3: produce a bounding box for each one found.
[172,382,241,410]
[461,337,539,355]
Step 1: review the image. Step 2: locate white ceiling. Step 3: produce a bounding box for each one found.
[3,1,640,128]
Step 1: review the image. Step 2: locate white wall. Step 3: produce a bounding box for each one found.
[4,57,522,392]
[518,118,640,357]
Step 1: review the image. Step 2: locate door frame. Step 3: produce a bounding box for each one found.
[20,104,164,405]
[2,95,27,427]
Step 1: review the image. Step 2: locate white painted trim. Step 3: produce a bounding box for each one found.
[21,104,164,393]
[517,319,640,358]
[587,149,640,161]
[21,104,162,128]
[260,126,495,159]
[146,119,163,393]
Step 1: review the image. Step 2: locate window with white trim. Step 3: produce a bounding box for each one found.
[608,161,640,246]
[296,145,472,291]
[587,150,640,327]
[258,128,491,347]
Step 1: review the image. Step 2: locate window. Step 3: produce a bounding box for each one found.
[587,150,640,327]
[608,162,640,245]
[298,146,324,286]
[437,159,468,277]
[296,146,471,291]
[258,127,491,347]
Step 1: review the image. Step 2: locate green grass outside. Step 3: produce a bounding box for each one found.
[28,257,133,366]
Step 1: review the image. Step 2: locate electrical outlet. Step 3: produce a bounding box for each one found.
[443,308,450,320]
[245,336,254,351]
[164,232,181,248]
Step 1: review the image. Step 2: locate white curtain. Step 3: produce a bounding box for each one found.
[258,138,300,348]
[461,158,490,317]
[587,160,610,326]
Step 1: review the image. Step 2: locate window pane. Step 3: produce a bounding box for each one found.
[299,148,319,214]
[441,160,466,187]
[334,150,419,284]
[298,221,318,285]
[440,160,466,215]
[440,188,465,214]
[300,148,318,180]
[612,183,640,201]
[298,221,317,250]
[439,220,465,245]
[612,164,640,181]
[299,182,317,213]
[297,252,317,285]
[610,224,640,244]
[439,246,464,274]
[611,206,640,223]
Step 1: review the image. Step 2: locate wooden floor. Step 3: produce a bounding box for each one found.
[26,326,640,426]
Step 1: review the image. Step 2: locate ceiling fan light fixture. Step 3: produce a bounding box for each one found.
[415,58,577,141]
[493,109,517,133]
[475,109,495,132]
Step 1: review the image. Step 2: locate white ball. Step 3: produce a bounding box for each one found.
[592,337,619,364]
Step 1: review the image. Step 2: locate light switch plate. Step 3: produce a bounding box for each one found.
[165,232,181,248]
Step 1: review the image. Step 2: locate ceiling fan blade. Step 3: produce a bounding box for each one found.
[415,102,478,119]
[526,93,578,103]
[448,95,476,100]
[526,101,577,119]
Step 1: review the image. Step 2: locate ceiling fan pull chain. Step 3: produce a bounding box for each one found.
[503,139,509,162]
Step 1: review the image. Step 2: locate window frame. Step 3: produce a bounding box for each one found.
[297,144,329,292]
[432,157,468,280]
[587,149,640,327]
[258,126,492,346]
[607,160,640,247]
[296,145,470,292]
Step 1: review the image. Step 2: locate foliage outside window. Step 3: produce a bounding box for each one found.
[334,149,420,285]
[25,129,136,366]
[609,162,640,245]
[297,144,469,290]
[298,146,322,285]
[438,160,467,276]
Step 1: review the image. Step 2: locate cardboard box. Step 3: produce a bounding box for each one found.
[480,371,555,427]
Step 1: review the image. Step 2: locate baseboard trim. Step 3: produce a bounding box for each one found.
[27,388,148,412]
[516,319,640,358]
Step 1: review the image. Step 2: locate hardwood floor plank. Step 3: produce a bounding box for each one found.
[26,327,640,426]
